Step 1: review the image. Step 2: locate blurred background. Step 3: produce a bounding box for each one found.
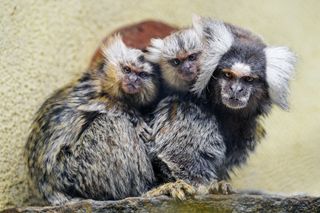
[0,0,319,210]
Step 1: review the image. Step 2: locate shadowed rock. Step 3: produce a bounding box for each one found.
[2,194,320,213]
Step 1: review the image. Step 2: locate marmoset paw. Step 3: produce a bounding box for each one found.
[144,179,196,200]
[137,121,153,143]
[208,180,234,195]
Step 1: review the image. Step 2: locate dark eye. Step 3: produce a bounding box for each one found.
[139,72,148,78]
[188,53,197,61]
[224,72,232,79]
[244,76,254,82]
[123,66,131,74]
[169,58,181,67]
[138,55,145,63]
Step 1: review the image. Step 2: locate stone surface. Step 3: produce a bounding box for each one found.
[89,20,177,70]
[2,194,320,213]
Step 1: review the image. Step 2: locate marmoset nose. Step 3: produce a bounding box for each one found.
[181,62,192,73]
[128,74,138,82]
[231,84,243,93]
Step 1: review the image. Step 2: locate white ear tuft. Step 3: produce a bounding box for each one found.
[192,14,203,37]
[192,13,202,22]
[191,20,234,96]
[145,38,164,63]
[102,34,127,64]
[265,46,296,110]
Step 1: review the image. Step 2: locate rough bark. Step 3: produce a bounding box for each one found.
[2,194,320,213]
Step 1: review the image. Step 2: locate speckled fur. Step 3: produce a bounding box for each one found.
[25,37,158,205]
[148,17,295,189]
[149,96,225,186]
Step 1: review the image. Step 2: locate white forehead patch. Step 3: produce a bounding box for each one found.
[231,62,251,74]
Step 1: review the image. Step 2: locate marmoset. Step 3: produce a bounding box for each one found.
[146,22,225,193]
[192,17,296,180]
[144,24,218,199]
[25,35,159,205]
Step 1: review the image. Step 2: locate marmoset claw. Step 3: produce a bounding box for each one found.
[144,179,196,200]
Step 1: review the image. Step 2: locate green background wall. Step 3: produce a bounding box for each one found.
[0,0,319,210]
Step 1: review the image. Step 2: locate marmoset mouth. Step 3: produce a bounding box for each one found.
[123,83,141,94]
[222,96,248,109]
[179,71,197,81]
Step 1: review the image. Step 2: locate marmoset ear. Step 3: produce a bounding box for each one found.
[191,19,234,96]
[102,34,127,65]
[145,38,164,63]
[191,14,204,37]
[264,46,296,110]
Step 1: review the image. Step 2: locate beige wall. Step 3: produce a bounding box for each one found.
[0,0,319,210]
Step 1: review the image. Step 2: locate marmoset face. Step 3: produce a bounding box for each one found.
[102,35,158,105]
[210,44,268,110]
[147,28,203,91]
[118,56,154,95]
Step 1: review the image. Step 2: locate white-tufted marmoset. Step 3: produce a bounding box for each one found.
[25,35,160,205]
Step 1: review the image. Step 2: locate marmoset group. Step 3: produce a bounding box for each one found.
[25,15,296,205]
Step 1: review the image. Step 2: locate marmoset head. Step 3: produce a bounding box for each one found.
[146,28,203,92]
[210,44,269,110]
[192,17,296,113]
[101,35,158,106]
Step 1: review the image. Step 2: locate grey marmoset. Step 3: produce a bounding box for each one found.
[146,19,225,190]
[146,24,221,186]
[142,25,203,199]
[146,16,296,194]
[25,35,159,205]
